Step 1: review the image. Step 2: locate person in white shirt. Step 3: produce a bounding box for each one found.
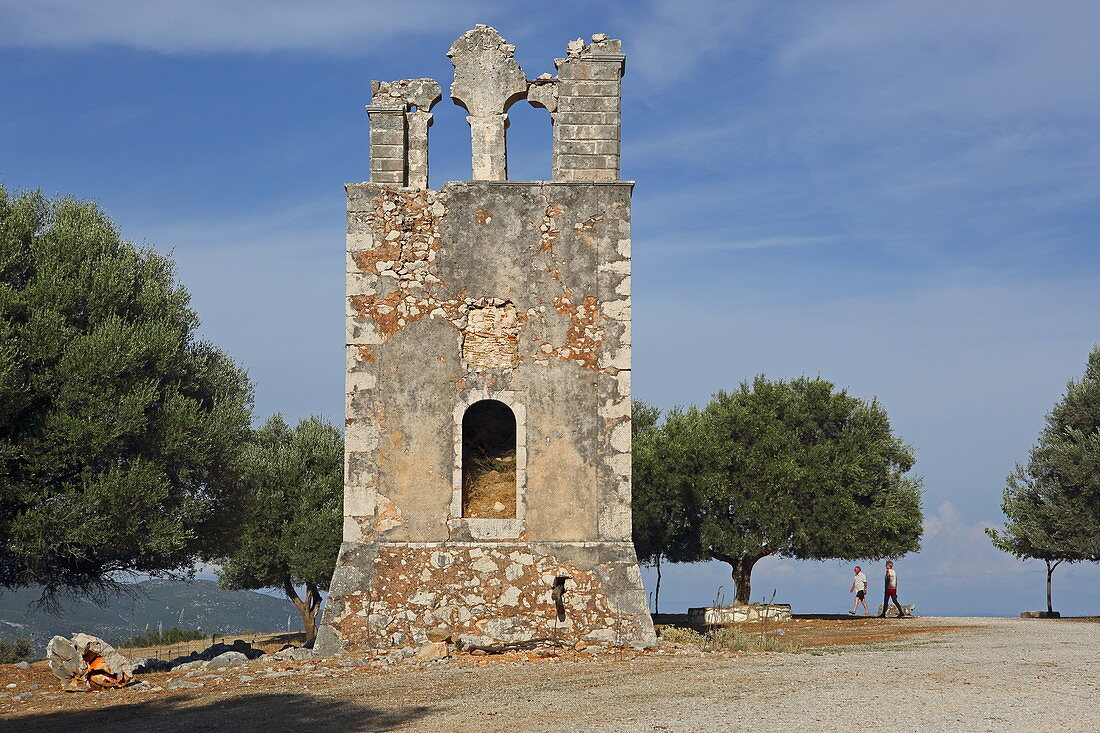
[849,566,869,615]
[878,561,908,617]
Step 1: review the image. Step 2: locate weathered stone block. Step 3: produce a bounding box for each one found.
[555,124,620,141]
[558,80,619,97]
[557,154,620,170]
[369,127,406,144]
[558,95,620,113]
[370,157,406,172]
[556,60,624,82]
[366,113,406,130]
[558,113,621,128]
[369,171,404,185]
[368,143,406,159]
[556,168,620,182]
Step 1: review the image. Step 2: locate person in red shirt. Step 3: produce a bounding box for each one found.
[878,561,908,617]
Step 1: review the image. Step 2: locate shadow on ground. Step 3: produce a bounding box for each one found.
[0,693,435,733]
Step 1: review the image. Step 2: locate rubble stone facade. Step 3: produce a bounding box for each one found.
[316,25,655,654]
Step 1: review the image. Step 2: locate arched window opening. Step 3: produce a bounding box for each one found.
[462,399,517,518]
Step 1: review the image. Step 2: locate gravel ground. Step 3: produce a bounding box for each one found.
[576,617,1100,733]
[3,617,1096,732]
[375,617,1099,732]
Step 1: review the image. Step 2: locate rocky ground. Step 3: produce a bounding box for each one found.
[1,617,1096,732]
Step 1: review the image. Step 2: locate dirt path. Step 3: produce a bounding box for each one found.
[2,617,1097,732]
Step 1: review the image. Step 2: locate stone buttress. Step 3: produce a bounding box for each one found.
[316,26,655,653]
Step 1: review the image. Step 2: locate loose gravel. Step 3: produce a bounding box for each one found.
[368,617,1099,732]
[2,617,1096,732]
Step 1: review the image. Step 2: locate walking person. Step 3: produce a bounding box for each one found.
[849,565,870,615]
[877,561,908,617]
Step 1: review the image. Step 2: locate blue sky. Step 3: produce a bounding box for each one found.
[3,0,1099,617]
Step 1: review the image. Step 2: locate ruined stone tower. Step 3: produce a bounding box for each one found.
[316,26,656,653]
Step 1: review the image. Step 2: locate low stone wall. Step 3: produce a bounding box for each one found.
[688,604,792,625]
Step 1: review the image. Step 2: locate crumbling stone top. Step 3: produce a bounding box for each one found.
[447,24,528,116]
[362,25,626,184]
[370,78,442,111]
[526,73,558,113]
[565,33,624,59]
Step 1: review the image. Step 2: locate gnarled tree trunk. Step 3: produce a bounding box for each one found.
[708,550,769,604]
[284,579,324,642]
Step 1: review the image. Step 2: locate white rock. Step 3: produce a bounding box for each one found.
[205,651,249,669]
[415,642,450,661]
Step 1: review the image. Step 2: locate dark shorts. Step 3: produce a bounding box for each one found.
[856,590,866,599]
[886,588,897,597]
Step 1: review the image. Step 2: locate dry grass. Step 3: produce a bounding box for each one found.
[657,626,706,646]
[462,449,516,518]
[708,626,804,653]
[658,625,803,653]
[657,617,976,653]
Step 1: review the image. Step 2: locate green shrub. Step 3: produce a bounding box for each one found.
[0,638,31,664]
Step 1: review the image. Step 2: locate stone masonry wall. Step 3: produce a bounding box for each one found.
[340,181,633,548]
[317,179,653,653]
[324,542,650,650]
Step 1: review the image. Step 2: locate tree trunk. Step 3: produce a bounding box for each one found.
[731,557,754,604]
[654,556,662,614]
[284,579,324,642]
[1045,559,1062,614]
[708,550,768,604]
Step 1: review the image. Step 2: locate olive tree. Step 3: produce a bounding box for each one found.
[631,400,697,613]
[0,186,254,603]
[634,377,923,604]
[988,347,1100,613]
[217,414,342,641]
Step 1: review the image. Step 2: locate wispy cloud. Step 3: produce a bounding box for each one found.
[0,0,488,54]
[617,0,763,87]
[778,0,1100,119]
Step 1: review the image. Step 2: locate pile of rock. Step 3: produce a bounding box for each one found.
[46,633,320,690]
[47,634,134,691]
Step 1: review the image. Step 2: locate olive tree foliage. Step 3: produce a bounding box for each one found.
[630,399,665,567]
[0,186,254,604]
[217,414,343,641]
[987,347,1100,613]
[632,400,704,613]
[633,377,923,604]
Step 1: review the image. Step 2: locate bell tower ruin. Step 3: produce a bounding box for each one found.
[316,25,656,653]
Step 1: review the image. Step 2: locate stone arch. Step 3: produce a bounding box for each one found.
[461,399,518,518]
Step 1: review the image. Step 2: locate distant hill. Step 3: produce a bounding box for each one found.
[0,579,306,650]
